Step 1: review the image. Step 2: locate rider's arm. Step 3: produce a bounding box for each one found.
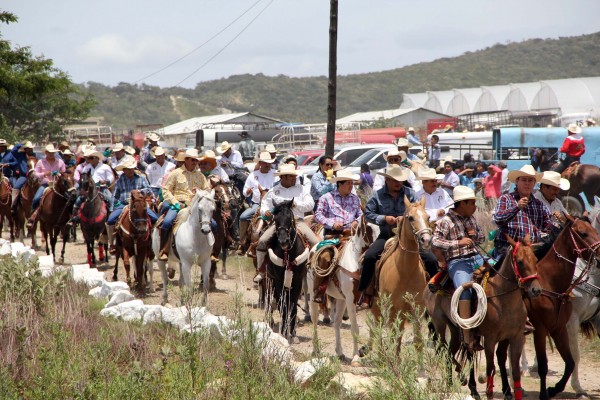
[364,192,385,226]
[162,170,179,206]
[59,159,66,173]
[493,194,519,225]
[229,151,244,168]
[314,195,334,229]
[432,218,459,251]
[260,190,274,216]
[34,159,45,180]
[559,137,570,154]
[293,185,314,214]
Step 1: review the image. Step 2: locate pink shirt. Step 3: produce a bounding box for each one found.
[34,158,66,185]
[483,165,502,199]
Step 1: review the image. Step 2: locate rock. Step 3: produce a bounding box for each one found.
[83,268,105,288]
[0,242,12,256]
[161,306,190,329]
[100,299,145,321]
[294,357,331,385]
[9,242,25,258]
[332,372,376,396]
[71,264,91,282]
[105,291,135,308]
[262,332,292,364]
[142,305,165,324]
[38,255,54,269]
[99,281,130,297]
[88,286,104,298]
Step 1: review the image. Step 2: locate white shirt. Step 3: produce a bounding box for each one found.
[83,162,114,185]
[534,190,567,214]
[442,171,460,197]
[243,169,275,203]
[500,168,510,193]
[146,160,176,188]
[415,188,454,222]
[261,183,315,220]
[373,165,422,192]
[219,150,243,175]
[211,165,230,183]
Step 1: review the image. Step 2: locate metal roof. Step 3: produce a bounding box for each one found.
[336,108,417,124]
[161,112,283,136]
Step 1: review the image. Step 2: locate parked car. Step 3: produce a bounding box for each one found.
[288,149,326,166]
[344,145,395,175]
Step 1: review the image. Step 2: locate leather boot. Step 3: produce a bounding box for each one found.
[67,203,81,228]
[10,189,19,216]
[458,300,482,352]
[26,208,40,230]
[238,220,249,255]
[106,224,116,255]
[254,250,266,282]
[159,229,171,261]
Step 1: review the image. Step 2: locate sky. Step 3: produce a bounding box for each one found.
[4,0,600,89]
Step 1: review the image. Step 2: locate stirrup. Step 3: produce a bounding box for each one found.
[26,219,35,230]
[253,272,264,283]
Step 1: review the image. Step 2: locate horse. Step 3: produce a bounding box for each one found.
[0,169,14,240]
[515,215,600,400]
[209,181,233,288]
[151,190,215,305]
[113,190,153,293]
[15,156,40,248]
[424,236,542,400]
[78,172,108,266]
[560,163,600,215]
[37,171,75,263]
[307,214,377,363]
[265,199,310,343]
[371,197,432,351]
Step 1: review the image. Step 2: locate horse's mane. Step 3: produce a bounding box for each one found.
[272,199,293,217]
[190,189,212,209]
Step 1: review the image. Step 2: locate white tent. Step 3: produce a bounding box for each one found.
[400,93,429,109]
[446,88,483,116]
[501,82,542,112]
[532,77,600,115]
[424,90,455,115]
[474,85,511,112]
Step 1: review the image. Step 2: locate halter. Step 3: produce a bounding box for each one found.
[399,206,433,253]
[127,192,151,241]
[552,219,600,265]
[511,241,539,287]
[277,215,297,251]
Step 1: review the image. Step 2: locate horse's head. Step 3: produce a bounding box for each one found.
[273,199,295,251]
[565,213,600,264]
[192,189,215,235]
[54,170,74,195]
[79,172,96,200]
[506,235,542,298]
[403,196,432,250]
[213,182,231,219]
[129,190,150,236]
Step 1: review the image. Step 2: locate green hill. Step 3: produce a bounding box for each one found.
[82,32,600,128]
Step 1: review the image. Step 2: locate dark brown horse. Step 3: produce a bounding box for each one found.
[78,172,108,266]
[209,181,232,289]
[0,170,14,240]
[425,236,542,400]
[15,156,40,248]
[37,171,75,263]
[560,163,600,215]
[519,216,600,400]
[113,190,153,293]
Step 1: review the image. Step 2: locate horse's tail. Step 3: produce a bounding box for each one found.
[580,320,596,339]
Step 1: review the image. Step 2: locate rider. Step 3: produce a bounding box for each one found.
[238,151,276,254]
[415,167,453,222]
[216,141,244,177]
[105,158,158,254]
[0,139,8,161]
[2,143,31,216]
[254,163,319,282]
[198,150,229,185]
[313,169,363,303]
[310,155,335,204]
[265,144,279,170]
[159,148,209,261]
[145,147,176,198]
[407,127,422,147]
[61,149,77,168]
[358,165,415,308]
[555,123,585,174]
[237,131,256,162]
[533,171,569,222]
[26,144,67,229]
[111,143,135,173]
[140,132,160,170]
[373,149,422,192]
[432,185,485,352]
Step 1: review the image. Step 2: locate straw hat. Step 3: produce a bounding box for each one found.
[330,169,359,183]
[217,141,232,154]
[567,123,582,134]
[507,165,542,183]
[153,147,166,157]
[254,151,276,163]
[181,148,201,159]
[453,186,476,202]
[443,155,454,164]
[115,158,137,171]
[59,140,69,148]
[332,160,346,172]
[0,139,7,146]
[274,164,298,176]
[377,165,410,182]
[408,127,415,132]
[22,141,34,149]
[473,178,483,184]
[62,149,74,156]
[265,144,278,154]
[124,146,135,155]
[539,171,570,190]
[199,150,221,170]
[112,143,125,152]
[395,138,413,148]
[174,150,187,162]
[146,132,160,142]
[384,149,406,162]
[44,144,59,153]
[586,118,596,126]
[83,148,104,159]
[416,168,441,180]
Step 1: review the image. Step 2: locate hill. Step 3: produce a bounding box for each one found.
[82,32,600,128]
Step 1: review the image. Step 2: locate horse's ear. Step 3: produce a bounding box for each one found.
[404,196,411,208]
[505,234,517,247]
[420,196,426,207]
[564,212,575,223]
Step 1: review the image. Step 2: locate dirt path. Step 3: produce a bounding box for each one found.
[31,232,600,399]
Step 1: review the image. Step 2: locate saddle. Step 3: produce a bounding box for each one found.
[562,162,581,180]
[427,263,490,295]
[153,207,191,236]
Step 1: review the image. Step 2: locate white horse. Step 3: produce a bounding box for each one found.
[151,190,215,305]
[307,216,378,363]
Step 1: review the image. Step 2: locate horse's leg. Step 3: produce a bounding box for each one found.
[309,280,321,355]
[482,338,496,399]
[58,226,68,264]
[496,339,512,400]
[157,260,169,305]
[135,249,146,295]
[209,259,217,292]
[333,297,346,360]
[508,335,525,400]
[112,249,120,282]
[283,266,304,344]
[122,247,132,286]
[533,329,550,400]
[320,296,330,325]
[201,257,211,305]
[86,241,93,267]
[342,277,360,363]
[302,272,311,322]
[547,327,575,399]
[180,259,193,305]
[567,315,586,396]
[221,245,228,280]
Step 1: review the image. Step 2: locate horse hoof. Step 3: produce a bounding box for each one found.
[112,275,118,282]
[547,387,561,398]
[323,317,331,325]
[358,345,368,358]
[221,274,229,280]
[58,257,64,265]
[167,267,175,279]
[342,314,349,321]
[350,355,362,367]
[303,314,312,322]
[289,336,300,345]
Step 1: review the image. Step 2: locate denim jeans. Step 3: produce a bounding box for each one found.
[448,254,484,300]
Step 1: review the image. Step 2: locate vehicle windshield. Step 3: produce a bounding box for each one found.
[295,155,309,165]
[348,148,382,167]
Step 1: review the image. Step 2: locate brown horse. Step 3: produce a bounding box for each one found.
[209,181,233,289]
[0,170,14,240]
[37,172,75,263]
[15,156,40,248]
[560,163,600,215]
[424,237,542,400]
[78,172,108,266]
[519,215,600,400]
[113,190,153,293]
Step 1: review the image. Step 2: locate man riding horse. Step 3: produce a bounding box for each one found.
[2,142,34,216]
[554,123,585,174]
[313,169,362,303]
[145,146,176,198]
[159,148,209,261]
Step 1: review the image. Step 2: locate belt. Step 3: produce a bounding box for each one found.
[446,252,477,262]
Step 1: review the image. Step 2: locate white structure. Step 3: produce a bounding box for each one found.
[447,88,484,116]
[474,85,512,113]
[400,93,429,109]
[531,77,600,115]
[501,82,542,112]
[336,107,450,128]
[424,90,455,115]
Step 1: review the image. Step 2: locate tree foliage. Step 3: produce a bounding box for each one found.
[0,10,95,143]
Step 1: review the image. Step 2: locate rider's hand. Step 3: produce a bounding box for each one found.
[245,188,253,196]
[385,216,397,226]
[458,237,473,247]
[264,210,273,218]
[437,209,446,217]
[517,197,528,210]
[333,222,344,231]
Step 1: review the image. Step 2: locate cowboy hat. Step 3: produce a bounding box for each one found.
[59,140,69,148]
[443,155,454,163]
[408,127,415,132]
[377,165,410,182]
[0,139,7,146]
[199,150,221,170]
[238,131,250,137]
[507,164,542,183]
[115,158,137,171]
[332,160,346,172]
[567,123,582,134]
[265,144,277,154]
[473,177,483,184]
[22,141,34,149]
[395,138,413,148]
[124,146,135,155]
[416,168,441,180]
[254,151,276,163]
[383,149,407,162]
[146,132,160,142]
[330,169,359,183]
[153,147,166,157]
[453,186,476,202]
[274,163,298,177]
[174,150,187,162]
[217,141,232,154]
[61,149,74,156]
[182,148,201,159]
[112,143,125,152]
[84,149,104,159]
[444,124,453,130]
[539,171,570,191]
[44,144,59,153]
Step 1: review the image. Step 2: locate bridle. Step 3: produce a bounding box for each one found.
[128,192,151,240]
[511,241,539,287]
[399,205,432,252]
[552,219,600,266]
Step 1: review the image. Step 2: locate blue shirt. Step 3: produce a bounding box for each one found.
[113,173,151,206]
[2,145,32,177]
[365,185,416,227]
[310,170,334,202]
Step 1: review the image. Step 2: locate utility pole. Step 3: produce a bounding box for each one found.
[325,0,338,156]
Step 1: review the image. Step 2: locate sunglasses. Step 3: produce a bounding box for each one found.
[387,157,401,162]
[324,163,334,167]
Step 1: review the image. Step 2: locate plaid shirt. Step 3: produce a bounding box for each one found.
[433,209,484,260]
[113,173,151,205]
[493,190,551,245]
[315,189,363,230]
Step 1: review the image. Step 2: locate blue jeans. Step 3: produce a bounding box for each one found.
[107,204,158,225]
[32,184,48,211]
[239,203,258,221]
[10,176,27,190]
[160,201,216,231]
[150,187,161,198]
[448,254,484,300]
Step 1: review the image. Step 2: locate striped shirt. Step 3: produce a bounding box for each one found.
[162,167,209,206]
[493,190,551,245]
[315,189,363,230]
[433,209,485,260]
[113,173,151,205]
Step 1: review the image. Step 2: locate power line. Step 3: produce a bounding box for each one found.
[172,0,275,88]
[134,0,265,84]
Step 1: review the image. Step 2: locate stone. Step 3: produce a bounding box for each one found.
[100,299,145,321]
[142,305,165,324]
[105,291,135,308]
[71,264,91,282]
[262,332,292,364]
[88,286,104,298]
[161,306,190,329]
[99,281,130,297]
[9,242,25,258]
[38,255,54,269]
[0,242,12,256]
[332,372,376,396]
[83,268,105,288]
[294,357,331,385]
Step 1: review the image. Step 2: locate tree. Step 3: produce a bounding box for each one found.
[0,10,95,143]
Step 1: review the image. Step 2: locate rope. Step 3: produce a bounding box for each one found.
[310,244,339,277]
[450,282,487,329]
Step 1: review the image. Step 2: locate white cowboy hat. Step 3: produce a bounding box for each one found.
[115,158,137,171]
[217,141,232,153]
[416,168,440,180]
[84,149,104,159]
[453,186,476,202]
[567,123,582,134]
[443,155,454,164]
[473,178,483,184]
[330,169,359,183]
[44,144,59,153]
[153,147,166,156]
[383,149,406,162]
[539,171,570,191]
[112,143,125,152]
[377,165,410,182]
[586,118,596,125]
[61,149,74,156]
[395,138,413,148]
[0,139,7,146]
[274,163,298,176]
[408,127,415,132]
[146,132,160,142]
[265,144,278,153]
[254,151,276,163]
[182,148,201,159]
[22,141,34,149]
[124,146,135,155]
[507,164,543,183]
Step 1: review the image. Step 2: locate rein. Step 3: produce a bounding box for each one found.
[511,242,539,286]
[0,178,11,206]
